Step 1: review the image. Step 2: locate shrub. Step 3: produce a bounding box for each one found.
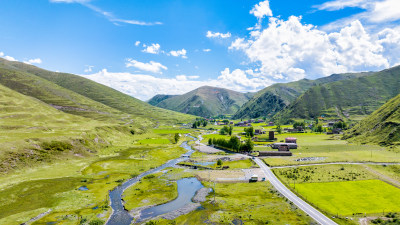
[41,141,73,151]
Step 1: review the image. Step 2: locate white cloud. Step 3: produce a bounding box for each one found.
[229,9,400,82]
[142,43,161,54]
[82,68,265,101]
[169,49,187,58]
[83,69,210,100]
[23,58,42,65]
[315,0,372,11]
[135,41,141,46]
[84,65,94,73]
[316,0,400,31]
[125,59,167,74]
[175,75,199,81]
[203,49,211,52]
[0,52,17,62]
[206,31,231,39]
[250,0,273,19]
[50,0,162,26]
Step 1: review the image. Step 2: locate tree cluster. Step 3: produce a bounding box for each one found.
[210,137,254,152]
[220,125,233,135]
[333,121,347,129]
[293,121,306,129]
[192,118,208,128]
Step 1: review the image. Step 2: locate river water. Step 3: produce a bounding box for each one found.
[106,137,197,225]
[137,177,203,222]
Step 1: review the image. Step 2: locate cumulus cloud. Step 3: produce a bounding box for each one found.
[0,52,17,61]
[142,43,161,54]
[23,58,42,65]
[82,68,267,100]
[203,49,211,52]
[169,49,187,58]
[125,59,167,74]
[83,69,210,100]
[135,41,141,46]
[250,0,273,20]
[206,31,231,39]
[229,9,400,82]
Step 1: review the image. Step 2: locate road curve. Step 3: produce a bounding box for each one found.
[253,158,337,225]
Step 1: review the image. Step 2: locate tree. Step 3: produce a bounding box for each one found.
[276,124,282,134]
[192,122,197,129]
[228,125,233,136]
[244,127,254,137]
[229,136,241,151]
[202,120,208,127]
[293,121,306,129]
[220,126,229,135]
[174,133,180,144]
[242,138,254,152]
[316,124,323,133]
[217,159,223,167]
[208,138,213,145]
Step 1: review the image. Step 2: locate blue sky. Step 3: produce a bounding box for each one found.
[1,0,400,100]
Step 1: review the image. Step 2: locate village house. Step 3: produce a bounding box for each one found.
[268,122,275,126]
[285,137,297,143]
[254,129,266,135]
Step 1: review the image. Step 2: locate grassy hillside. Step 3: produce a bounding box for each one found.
[0,83,134,173]
[155,86,252,117]
[148,94,177,106]
[277,66,400,121]
[344,93,400,145]
[0,58,194,124]
[233,72,372,119]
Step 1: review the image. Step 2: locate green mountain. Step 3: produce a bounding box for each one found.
[276,66,400,121]
[233,72,372,119]
[148,94,177,106]
[344,93,400,145]
[0,57,195,173]
[0,58,194,124]
[154,86,253,117]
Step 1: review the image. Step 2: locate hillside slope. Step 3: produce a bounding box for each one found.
[277,66,400,120]
[155,86,252,117]
[344,93,400,145]
[0,58,194,123]
[233,72,372,119]
[148,94,177,106]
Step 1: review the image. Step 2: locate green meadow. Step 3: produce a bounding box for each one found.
[294,180,400,216]
[153,182,314,225]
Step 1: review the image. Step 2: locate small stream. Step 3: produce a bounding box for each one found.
[106,137,197,225]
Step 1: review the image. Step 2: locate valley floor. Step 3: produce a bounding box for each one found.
[0,125,399,225]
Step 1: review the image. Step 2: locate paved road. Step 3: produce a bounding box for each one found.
[253,158,337,225]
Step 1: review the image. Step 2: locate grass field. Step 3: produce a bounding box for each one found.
[262,133,400,166]
[153,182,314,225]
[123,173,178,211]
[136,138,171,144]
[274,164,377,184]
[368,165,400,183]
[0,143,187,225]
[212,159,259,170]
[152,129,191,134]
[295,180,400,216]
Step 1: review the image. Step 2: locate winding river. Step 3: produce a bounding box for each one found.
[106,137,197,225]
